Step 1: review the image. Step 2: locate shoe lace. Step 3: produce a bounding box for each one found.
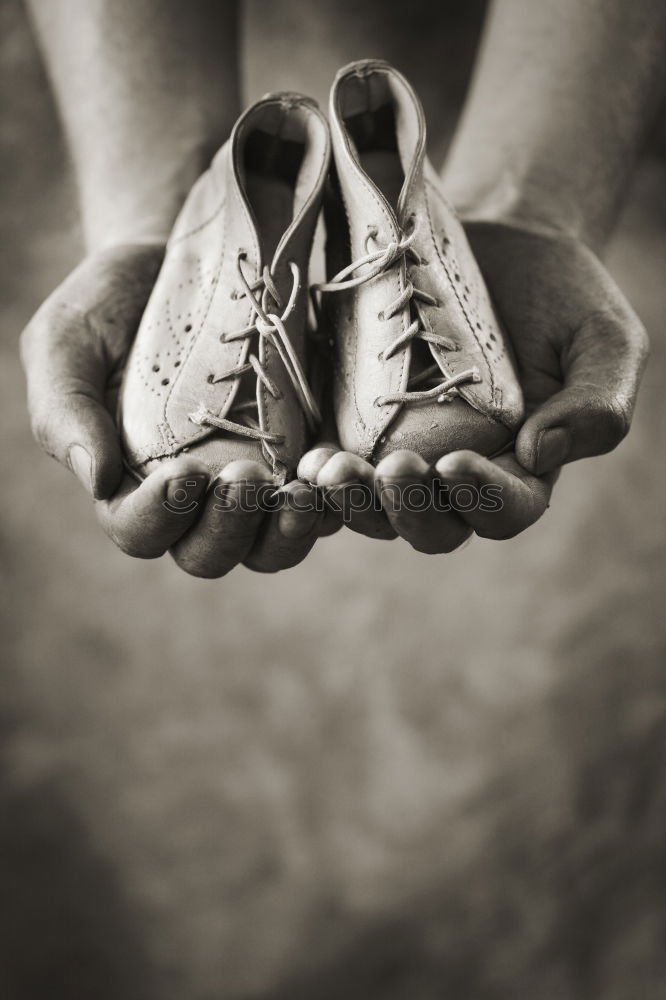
[189,252,321,443]
[314,225,480,406]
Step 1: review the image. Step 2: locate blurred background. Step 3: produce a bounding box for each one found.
[1,1,664,998]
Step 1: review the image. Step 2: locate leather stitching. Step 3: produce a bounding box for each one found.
[333,179,366,435]
[336,160,408,446]
[159,232,227,438]
[424,179,496,410]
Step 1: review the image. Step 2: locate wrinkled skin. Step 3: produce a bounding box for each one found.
[299,221,649,553]
[20,244,340,578]
[21,222,648,569]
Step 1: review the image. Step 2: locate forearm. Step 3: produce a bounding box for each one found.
[442,0,666,250]
[27,0,240,250]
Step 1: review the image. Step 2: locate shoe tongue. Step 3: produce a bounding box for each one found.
[335,63,426,233]
[337,67,422,157]
[231,95,329,270]
[243,172,293,266]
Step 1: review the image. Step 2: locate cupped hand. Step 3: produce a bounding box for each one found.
[20,245,332,575]
[298,221,648,551]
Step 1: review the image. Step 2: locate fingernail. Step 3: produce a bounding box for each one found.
[164,474,208,514]
[278,485,318,538]
[535,427,570,475]
[67,444,93,494]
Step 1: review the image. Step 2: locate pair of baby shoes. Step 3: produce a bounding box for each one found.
[119,60,524,485]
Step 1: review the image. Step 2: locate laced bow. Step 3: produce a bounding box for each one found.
[189,252,321,443]
[314,226,480,406]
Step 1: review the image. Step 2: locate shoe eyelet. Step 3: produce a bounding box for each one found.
[377,310,385,321]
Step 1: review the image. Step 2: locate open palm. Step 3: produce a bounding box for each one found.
[298,220,649,552]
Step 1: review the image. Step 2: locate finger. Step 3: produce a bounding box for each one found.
[316,452,396,540]
[94,457,209,558]
[297,443,340,484]
[375,450,471,553]
[276,481,322,540]
[516,308,649,475]
[243,481,323,573]
[19,246,163,500]
[169,460,271,578]
[297,443,343,536]
[21,310,124,499]
[434,450,555,540]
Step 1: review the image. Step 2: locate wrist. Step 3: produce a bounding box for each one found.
[441,147,616,254]
[442,165,606,249]
[81,212,173,254]
[77,138,217,253]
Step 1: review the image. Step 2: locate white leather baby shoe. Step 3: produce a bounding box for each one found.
[316,60,524,464]
[119,93,330,484]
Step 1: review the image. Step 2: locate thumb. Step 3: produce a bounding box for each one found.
[516,308,649,476]
[54,387,124,500]
[21,303,125,500]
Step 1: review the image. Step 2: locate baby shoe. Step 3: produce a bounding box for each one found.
[316,59,524,464]
[119,93,330,484]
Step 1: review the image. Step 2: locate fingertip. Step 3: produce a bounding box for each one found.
[96,459,210,559]
[434,449,484,481]
[375,449,430,481]
[515,417,572,475]
[66,443,95,497]
[297,445,339,484]
[90,450,126,501]
[140,456,210,493]
[514,425,538,474]
[219,459,273,484]
[164,472,209,511]
[277,481,320,539]
[316,451,372,489]
[534,426,572,475]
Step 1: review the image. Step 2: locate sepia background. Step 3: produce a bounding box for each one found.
[1,1,664,998]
